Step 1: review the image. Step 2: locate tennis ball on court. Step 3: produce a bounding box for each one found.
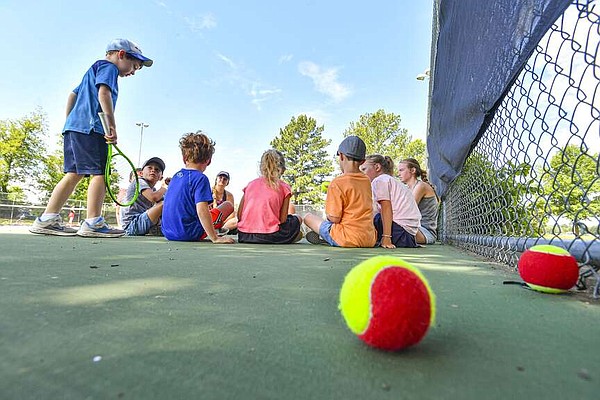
[518,245,579,293]
[339,255,436,351]
[320,181,330,193]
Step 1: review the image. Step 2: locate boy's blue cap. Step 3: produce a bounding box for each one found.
[106,39,153,67]
[337,135,366,160]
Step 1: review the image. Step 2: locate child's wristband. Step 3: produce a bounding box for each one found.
[382,234,392,238]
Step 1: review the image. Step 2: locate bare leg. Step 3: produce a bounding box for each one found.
[86,175,106,219]
[415,230,427,244]
[223,217,238,231]
[217,201,234,220]
[303,213,324,233]
[44,173,83,214]
[146,202,164,224]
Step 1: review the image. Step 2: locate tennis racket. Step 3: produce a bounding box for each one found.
[98,112,140,207]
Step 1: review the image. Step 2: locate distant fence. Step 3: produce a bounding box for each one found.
[0,193,118,226]
[440,0,599,295]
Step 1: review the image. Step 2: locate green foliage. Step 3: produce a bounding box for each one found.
[343,109,426,166]
[0,110,48,194]
[541,144,600,221]
[454,152,543,237]
[271,115,334,205]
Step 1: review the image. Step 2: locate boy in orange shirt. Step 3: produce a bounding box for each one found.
[303,136,377,247]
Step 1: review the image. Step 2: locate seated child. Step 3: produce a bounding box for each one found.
[210,171,238,234]
[121,157,170,236]
[398,158,439,244]
[360,154,421,248]
[303,136,377,247]
[237,149,303,244]
[161,131,235,244]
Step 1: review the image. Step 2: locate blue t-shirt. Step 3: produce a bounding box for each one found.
[63,60,119,135]
[162,168,213,241]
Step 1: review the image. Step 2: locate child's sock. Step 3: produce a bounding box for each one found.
[85,216,103,225]
[39,213,59,222]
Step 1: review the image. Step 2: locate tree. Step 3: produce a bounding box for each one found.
[541,144,600,222]
[343,109,427,166]
[0,111,48,195]
[271,115,334,204]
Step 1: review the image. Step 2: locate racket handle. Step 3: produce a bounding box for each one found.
[98,112,111,135]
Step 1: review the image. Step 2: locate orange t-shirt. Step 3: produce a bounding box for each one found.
[326,172,377,247]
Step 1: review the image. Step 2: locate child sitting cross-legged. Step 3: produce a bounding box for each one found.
[236,149,303,244]
[161,131,235,244]
[303,136,377,247]
[360,154,421,248]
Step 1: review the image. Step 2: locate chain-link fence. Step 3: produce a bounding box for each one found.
[0,192,118,227]
[440,0,599,296]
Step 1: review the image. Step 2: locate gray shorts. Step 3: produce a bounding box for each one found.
[419,226,437,244]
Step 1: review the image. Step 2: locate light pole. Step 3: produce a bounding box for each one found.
[416,67,430,81]
[136,122,149,167]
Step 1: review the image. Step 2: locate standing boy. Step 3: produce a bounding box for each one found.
[303,136,377,247]
[30,39,152,238]
[161,131,235,244]
[121,157,170,236]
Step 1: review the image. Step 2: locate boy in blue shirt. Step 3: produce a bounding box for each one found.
[30,39,152,238]
[162,131,235,244]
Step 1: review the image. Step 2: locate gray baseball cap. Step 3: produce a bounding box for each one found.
[106,39,153,67]
[337,135,366,160]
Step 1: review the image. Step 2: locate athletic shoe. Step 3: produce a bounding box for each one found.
[306,231,327,245]
[216,228,229,237]
[77,217,125,238]
[30,216,78,236]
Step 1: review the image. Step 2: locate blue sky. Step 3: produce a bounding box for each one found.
[0,0,433,200]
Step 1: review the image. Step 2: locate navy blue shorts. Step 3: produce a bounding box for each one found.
[238,215,301,244]
[63,131,107,175]
[373,213,418,248]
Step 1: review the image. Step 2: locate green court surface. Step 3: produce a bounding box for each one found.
[1,228,598,399]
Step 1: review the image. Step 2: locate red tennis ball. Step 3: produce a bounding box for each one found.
[518,245,579,293]
[339,255,436,351]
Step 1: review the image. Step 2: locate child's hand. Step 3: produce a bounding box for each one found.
[104,127,117,144]
[380,237,396,249]
[212,236,235,244]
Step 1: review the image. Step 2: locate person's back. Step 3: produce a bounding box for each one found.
[237,149,302,244]
[326,172,376,247]
[161,131,234,244]
[303,136,376,248]
[416,186,438,235]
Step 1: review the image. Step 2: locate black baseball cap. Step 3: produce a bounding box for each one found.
[143,157,165,172]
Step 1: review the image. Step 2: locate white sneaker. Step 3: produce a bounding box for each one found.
[30,216,77,236]
[77,217,125,238]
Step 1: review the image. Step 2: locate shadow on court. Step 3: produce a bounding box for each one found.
[1,228,598,399]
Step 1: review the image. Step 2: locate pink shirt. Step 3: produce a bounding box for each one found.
[371,174,421,236]
[238,177,292,234]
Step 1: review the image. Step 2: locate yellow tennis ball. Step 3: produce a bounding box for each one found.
[339,255,436,351]
[320,181,330,193]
